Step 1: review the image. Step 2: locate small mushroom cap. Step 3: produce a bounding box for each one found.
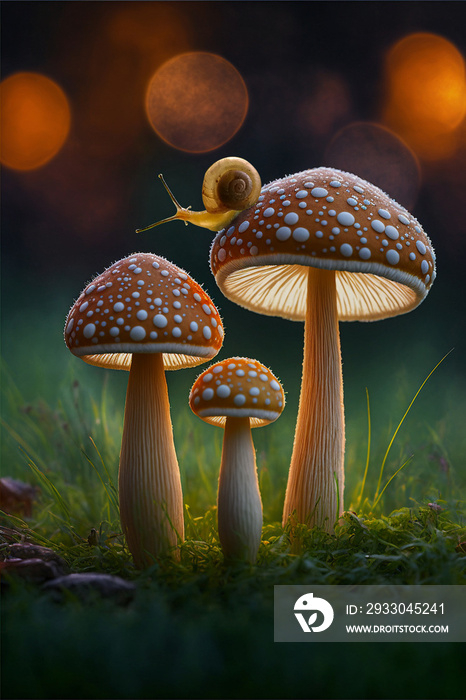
[64,253,224,370]
[189,357,285,427]
[210,167,436,321]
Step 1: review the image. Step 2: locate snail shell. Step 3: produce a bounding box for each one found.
[202,157,262,214]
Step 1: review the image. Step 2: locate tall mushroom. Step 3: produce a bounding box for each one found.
[208,167,436,533]
[189,357,285,562]
[64,253,224,567]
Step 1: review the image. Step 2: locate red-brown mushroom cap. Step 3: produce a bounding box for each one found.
[189,357,285,427]
[64,253,224,370]
[210,167,436,321]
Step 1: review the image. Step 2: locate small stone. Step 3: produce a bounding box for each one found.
[42,573,136,605]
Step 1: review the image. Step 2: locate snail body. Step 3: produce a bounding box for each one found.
[136,157,262,233]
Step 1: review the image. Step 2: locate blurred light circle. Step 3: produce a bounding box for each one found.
[383,33,466,160]
[324,122,420,209]
[0,72,71,170]
[145,52,248,152]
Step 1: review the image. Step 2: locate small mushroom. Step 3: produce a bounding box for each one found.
[208,167,436,533]
[189,357,285,563]
[64,253,224,567]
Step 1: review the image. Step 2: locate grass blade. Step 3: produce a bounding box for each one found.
[372,454,414,510]
[357,387,371,508]
[373,349,453,503]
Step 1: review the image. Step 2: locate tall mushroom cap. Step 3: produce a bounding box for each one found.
[65,253,224,368]
[210,167,436,320]
[189,357,285,427]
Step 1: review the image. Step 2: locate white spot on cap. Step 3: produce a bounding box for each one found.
[202,388,214,400]
[234,393,246,406]
[172,327,182,338]
[378,209,391,220]
[136,310,148,321]
[293,227,310,242]
[217,385,231,398]
[284,212,299,225]
[296,190,309,198]
[83,323,96,339]
[340,243,353,257]
[359,247,371,260]
[150,331,158,340]
[238,221,250,233]
[347,197,358,207]
[337,212,355,227]
[113,302,124,312]
[203,373,213,383]
[218,249,226,262]
[202,304,211,315]
[249,387,260,396]
[270,379,280,391]
[109,327,119,337]
[130,326,146,341]
[236,369,245,376]
[371,220,385,233]
[398,214,410,225]
[276,226,291,241]
[416,240,427,255]
[85,285,96,295]
[330,180,341,187]
[263,207,275,217]
[311,187,328,198]
[386,249,400,265]
[153,314,168,328]
[190,321,199,332]
[250,246,259,255]
[203,326,212,340]
[421,260,429,274]
[79,301,89,313]
[385,226,399,240]
[193,293,202,302]
[409,252,416,261]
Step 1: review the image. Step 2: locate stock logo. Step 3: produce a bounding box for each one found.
[294,592,334,633]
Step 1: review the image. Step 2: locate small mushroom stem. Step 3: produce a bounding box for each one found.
[217,416,263,563]
[282,267,345,533]
[118,352,184,567]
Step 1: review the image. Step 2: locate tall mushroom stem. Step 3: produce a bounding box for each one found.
[118,352,184,567]
[282,267,345,533]
[217,416,263,562]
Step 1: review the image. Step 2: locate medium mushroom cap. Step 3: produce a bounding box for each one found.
[189,357,285,427]
[65,253,224,370]
[210,167,436,321]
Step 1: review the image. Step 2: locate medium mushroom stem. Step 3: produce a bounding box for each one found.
[282,267,345,533]
[118,352,184,567]
[217,416,263,562]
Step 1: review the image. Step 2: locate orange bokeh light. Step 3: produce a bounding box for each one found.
[382,33,466,160]
[0,72,71,171]
[145,52,248,152]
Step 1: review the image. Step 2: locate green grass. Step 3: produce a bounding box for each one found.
[1,357,466,700]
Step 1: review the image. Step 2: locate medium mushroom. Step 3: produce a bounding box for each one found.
[64,253,224,567]
[208,166,436,533]
[189,357,285,562]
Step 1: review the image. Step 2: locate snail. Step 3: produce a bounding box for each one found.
[136,157,261,233]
